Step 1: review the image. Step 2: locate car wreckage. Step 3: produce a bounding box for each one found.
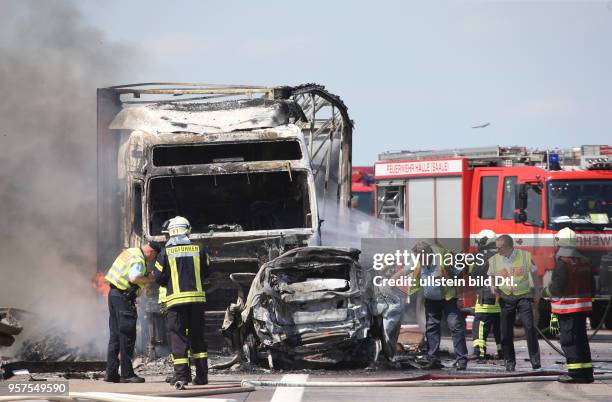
[221,247,405,368]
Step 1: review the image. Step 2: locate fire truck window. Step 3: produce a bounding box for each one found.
[479,176,499,219]
[525,185,542,223]
[501,176,517,220]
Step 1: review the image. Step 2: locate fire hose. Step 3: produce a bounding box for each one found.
[242,373,612,388]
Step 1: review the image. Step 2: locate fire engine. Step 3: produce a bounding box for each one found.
[351,166,375,215]
[374,145,612,329]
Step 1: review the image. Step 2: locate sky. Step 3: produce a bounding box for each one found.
[78,0,612,165]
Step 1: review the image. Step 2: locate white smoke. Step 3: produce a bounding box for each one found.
[0,0,133,358]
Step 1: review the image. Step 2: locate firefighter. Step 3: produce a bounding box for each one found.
[544,228,594,383]
[155,216,210,387]
[469,230,502,360]
[104,241,161,383]
[410,241,468,370]
[488,234,541,371]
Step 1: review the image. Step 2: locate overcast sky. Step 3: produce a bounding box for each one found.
[79,0,612,165]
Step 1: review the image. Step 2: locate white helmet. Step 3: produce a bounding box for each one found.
[555,227,577,248]
[168,216,191,237]
[475,229,497,247]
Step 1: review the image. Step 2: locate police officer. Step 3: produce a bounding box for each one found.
[470,230,502,360]
[488,234,541,371]
[544,228,594,383]
[409,241,468,370]
[155,216,210,387]
[104,241,161,383]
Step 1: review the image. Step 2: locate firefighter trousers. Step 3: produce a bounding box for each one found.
[424,298,468,366]
[166,303,207,382]
[106,288,137,379]
[559,312,593,380]
[500,297,540,368]
[472,312,501,358]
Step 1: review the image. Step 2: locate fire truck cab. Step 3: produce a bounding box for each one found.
[375,145,612,328]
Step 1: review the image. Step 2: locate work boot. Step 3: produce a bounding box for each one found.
[193,358,208,385]
[532,363,541,370]
[103,374,120,383]
[557,375,594,384]
[505,361,516,372]
[120,375,145,383]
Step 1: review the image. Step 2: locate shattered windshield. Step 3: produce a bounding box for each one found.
[547,180,612,228]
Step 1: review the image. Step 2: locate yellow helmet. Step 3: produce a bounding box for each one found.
[475,229,497,247]
[168,216,191,237]
[555,227,577,248]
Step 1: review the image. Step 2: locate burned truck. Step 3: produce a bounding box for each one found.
[96,83,353,351]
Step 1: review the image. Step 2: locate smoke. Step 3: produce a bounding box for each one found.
[0,1,133,357]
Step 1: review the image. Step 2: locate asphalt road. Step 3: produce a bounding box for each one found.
[5,330,612,402]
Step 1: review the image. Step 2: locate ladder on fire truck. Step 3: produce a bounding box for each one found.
[379,145,612,169]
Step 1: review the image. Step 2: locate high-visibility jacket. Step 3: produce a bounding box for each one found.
[488,249,533,297]
[546,256,593,314]
[155,243,209,308]
[104,248,146,291]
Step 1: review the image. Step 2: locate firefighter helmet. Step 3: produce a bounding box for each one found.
[161,219,170,234]
[555,227,577,248]
[168,216,191,237]
[475,229,497,247]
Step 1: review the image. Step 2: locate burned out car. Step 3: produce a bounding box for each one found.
[222,247,397,368]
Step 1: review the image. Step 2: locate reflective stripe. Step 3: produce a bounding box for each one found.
[168,252,199,259]
[473,339,486,347]
[192,352,208,359]
[567,362,593,370]
[166,296,206,308]
[550,299,593,314]
[167,245,200,255]
[475,302,501,313]
[155,261,164,272]
[170,258,180,295]
[165,291,207,301]
[194,255,202,292]
[173,358,189,365]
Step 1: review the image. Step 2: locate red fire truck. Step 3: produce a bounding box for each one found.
[374,145,612,328]
[351,166,375,215]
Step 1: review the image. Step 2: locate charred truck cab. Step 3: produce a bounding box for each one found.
[97,84,353,352]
